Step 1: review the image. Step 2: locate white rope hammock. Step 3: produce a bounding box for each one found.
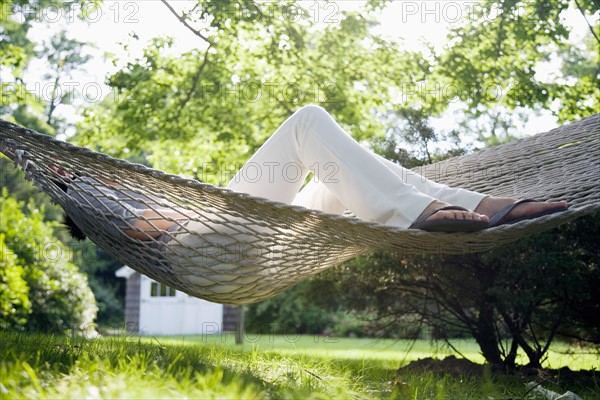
[1,114,598,304]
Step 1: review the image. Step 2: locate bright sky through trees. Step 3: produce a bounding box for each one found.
[18,1,596,137]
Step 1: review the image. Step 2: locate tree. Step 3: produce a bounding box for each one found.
[309,0,600,368]
[71,0,598,178]
[366,0,599,145]
[73,1,409,182]
[65,0,598,355]
[1,0,99,130]
[36,30,92,130]
[312,102,600,368]
[1,0,50,131]
[0,156,64,221]
[5,0,592,352]
[436,0,599,140]
[318,106,600,369]
[1,0,124,330]
[0,156,127,327]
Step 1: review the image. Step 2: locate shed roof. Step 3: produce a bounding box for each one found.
[115,265,137,279]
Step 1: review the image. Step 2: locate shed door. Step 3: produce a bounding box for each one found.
[138,276,223,335]
[139,277,181,335]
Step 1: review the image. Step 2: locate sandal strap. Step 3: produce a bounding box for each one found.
[488,199,536,227]
[410,205,470,228]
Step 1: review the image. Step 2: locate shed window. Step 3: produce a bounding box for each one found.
[150,282,176,297]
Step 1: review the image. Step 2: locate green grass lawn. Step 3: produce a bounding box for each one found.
[1,331,598,399]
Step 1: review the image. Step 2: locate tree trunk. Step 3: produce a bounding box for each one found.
[504,339,519,369]
[473,305,504,365]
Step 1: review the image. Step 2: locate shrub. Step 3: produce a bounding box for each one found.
[245,283,331,335]
[0,234,31,329]
[0,190,97,334]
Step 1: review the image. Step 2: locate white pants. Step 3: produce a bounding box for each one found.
[226,105,486,228]
[165,105,487,301]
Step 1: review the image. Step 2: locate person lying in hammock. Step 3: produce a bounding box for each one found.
[54,105,567,241]
[49,167,191,242]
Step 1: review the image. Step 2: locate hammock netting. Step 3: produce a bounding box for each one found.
[1,114,599,304]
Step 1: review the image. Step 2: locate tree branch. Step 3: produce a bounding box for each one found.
[442,337,471,361]
[277,99,295,115]
[495,0,508,56]
[541,296,568,357]
[573,0,600,46]
[160,0,213,45]
[172,43,213,122]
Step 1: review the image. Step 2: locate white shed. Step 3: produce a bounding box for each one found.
[115,266,239,336]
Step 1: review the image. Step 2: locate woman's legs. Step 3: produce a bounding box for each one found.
[291,180,347,214]
[290,145,567,225]
[372,153,487,212]
[291,156,488,217]
[226,105,484,228]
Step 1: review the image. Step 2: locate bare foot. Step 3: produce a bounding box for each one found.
[475,197,568,223]
[417,200,489,223]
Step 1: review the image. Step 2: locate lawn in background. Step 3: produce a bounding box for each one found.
[160,333,598,371]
